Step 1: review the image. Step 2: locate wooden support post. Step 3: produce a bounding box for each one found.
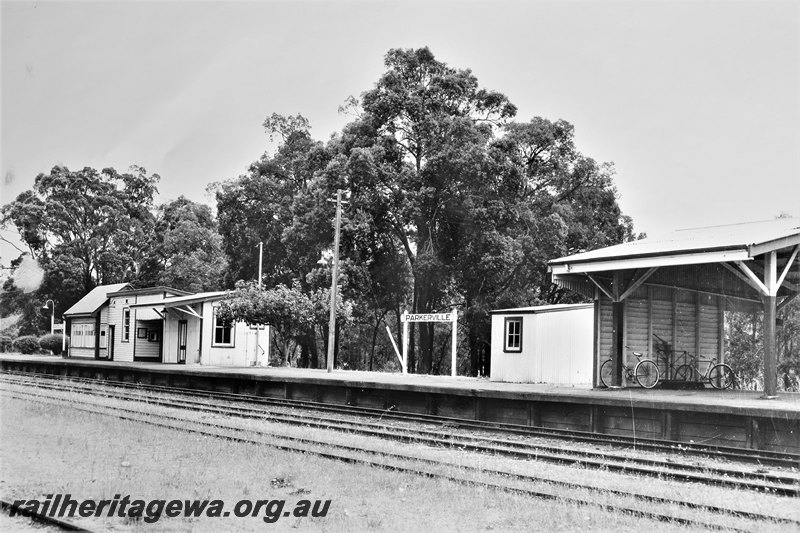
[451,308,458,378]
[662,412,673,441]
[401,310,409,375]
[593,291,599,386]
[747,417,761,450]
[718,296,725,365]
[695,292,701,358]
[612,271,624,386]
[345,387,353,406]
[647,286,654,360]
[531,402,542,427]
[763,252,778,398]
[590,406,600,434]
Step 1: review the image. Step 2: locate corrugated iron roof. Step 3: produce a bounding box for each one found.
[129,291,229,309]
[63,282,131,317]
[490,303,593,315]
[550,217,800,266]
[107,286,191,297]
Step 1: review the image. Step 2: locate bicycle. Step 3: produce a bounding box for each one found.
[673,355,736,389]
[600,351,660,389]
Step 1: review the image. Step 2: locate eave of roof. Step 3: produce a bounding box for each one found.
[129,291,229,309]
[108,286,192,297]
[489,303,593,315]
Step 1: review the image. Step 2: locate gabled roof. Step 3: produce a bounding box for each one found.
[549,218,800,274]
[63,283,131,317]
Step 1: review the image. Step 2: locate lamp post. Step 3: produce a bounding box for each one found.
[42,299,55,335]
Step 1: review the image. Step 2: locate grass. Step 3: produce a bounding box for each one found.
[0,393,718,532]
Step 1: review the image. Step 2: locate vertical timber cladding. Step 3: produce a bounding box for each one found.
[597,298,613,383]
[598,285,722,379]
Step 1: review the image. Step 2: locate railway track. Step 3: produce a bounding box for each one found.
[3,372,798,497]
[3,386,798,532]
[3,369,796,468]
[3,373,800,530]
[0,498,92,532]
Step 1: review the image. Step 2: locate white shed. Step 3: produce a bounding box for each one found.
[490,304,594,385]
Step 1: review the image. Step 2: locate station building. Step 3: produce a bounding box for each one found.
[63,285,268,367]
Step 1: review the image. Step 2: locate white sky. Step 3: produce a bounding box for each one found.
[2,0,799,263]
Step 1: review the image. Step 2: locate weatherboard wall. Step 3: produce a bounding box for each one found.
[595,285,723,386]
[490,306,594,385]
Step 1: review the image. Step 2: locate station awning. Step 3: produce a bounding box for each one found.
[548,218,800,397]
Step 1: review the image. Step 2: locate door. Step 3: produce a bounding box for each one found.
[178,320,187,364]
[108,326,115,361]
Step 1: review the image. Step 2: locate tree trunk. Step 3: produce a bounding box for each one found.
[468,320,479,377]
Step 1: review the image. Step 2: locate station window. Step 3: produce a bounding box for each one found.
[72,323,95,348]
[122,308,131,342]
[504,317,523,352]
[212,308,235,347]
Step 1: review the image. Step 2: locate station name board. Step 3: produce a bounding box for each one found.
[401,313,453,323]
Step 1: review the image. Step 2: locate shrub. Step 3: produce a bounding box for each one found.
[12,335,41,355]
[39,333,67,355]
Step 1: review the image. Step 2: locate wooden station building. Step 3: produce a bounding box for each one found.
[549,218,800,397]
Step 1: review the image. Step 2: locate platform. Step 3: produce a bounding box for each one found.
[2,355,798,453]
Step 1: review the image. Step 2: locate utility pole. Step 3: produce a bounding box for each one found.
[254,241,263,366]
[327,189,345,373]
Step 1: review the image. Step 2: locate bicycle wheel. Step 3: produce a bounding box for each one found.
[673,364,695,381]
[635,360,659,389]
[599,360,614,388]
[708,364,734,389]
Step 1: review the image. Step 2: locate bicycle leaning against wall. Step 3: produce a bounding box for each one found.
[599,350,660,389]
[672,353,737,389]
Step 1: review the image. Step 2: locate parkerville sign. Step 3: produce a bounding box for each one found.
[401,313,453,323]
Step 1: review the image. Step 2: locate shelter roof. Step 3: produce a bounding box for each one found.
[63,283,131,317]
[549,218,800,272]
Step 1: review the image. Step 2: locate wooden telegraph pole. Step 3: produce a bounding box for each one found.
[327,190,346,373]
[254,241,264,366]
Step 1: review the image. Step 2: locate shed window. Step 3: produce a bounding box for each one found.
[504,317,523,352]
[212,308,234,347]
[122,308,131,342]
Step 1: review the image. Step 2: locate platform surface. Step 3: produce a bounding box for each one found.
[2,354,798,419]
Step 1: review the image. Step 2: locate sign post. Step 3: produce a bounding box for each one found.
[400,309,459,376]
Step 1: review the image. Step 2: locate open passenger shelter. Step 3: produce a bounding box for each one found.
[548,218,800,397]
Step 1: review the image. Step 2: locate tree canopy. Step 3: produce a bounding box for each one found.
[1,168,226,332]
[216,46,637,374]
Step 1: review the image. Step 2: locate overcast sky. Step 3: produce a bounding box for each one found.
[2,0,798,262]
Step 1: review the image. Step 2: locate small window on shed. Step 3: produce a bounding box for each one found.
[504,317,523,352]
